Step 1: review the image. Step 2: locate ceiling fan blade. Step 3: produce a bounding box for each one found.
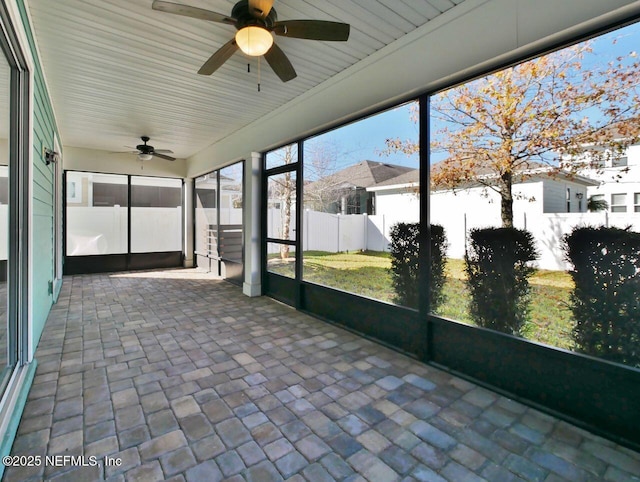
[198,39,239,75]
[153,152,176,161]
[155,149,174,154]
[248,0,274,19]
[273,20,350,41]
[264,43,296,82]
[152,1,236,25]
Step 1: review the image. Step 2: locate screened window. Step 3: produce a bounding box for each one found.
[267,171,296,241]
[265,143,298,170]
[427,20,640,369]
[66,173,128,255]
[195,173,218,258]
[195,161,244,281]
[301,102,419,305]
[131,177,182,253]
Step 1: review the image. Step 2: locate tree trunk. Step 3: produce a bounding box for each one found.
[500,172,514,228]
[280,171,292,259]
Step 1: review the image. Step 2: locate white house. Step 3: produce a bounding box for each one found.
[571,143,640,213]
[366,165,605,268]
[367,165,598,227]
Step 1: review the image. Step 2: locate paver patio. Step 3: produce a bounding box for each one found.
[4,269,640,481]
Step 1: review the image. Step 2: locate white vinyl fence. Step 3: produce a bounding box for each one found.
[432,211,640,270]
[520,212,640,271]
[67,206,182,255]
[290,208,640,271]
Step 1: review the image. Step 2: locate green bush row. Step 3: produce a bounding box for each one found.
[564,226,640,366]
[389,223,447,312]
[389,223,640,367]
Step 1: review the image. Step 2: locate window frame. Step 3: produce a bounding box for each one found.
[258,14,640,450]
[0,0,33,405]
[611,192,628,212]
[63,170,185,273]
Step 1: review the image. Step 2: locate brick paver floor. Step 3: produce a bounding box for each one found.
[4,269,640,481]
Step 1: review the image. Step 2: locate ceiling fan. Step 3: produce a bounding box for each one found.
[121,136,176,161]
[152,0,350,82]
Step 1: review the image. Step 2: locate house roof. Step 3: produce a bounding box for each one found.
[370,169,420,188]
[310,160,415,190]
[367,159,599,191]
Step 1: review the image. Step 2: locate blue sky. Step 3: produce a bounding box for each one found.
[305,102,419,170]
[305,21,639,172]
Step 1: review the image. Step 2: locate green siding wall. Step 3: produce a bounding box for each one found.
[17,0,59,348]
[0,2,60,474]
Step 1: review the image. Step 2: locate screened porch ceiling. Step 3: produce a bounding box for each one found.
[27,0,464,161]
[26,0,640,175]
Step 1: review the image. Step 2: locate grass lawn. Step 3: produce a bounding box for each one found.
[272,250,575,350]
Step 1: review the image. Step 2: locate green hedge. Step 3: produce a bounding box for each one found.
[465,227,538,335]
[564,226,640,366]
[389,223,447,311]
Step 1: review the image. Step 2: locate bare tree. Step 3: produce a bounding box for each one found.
[303,139,354,213]
[268,145,295,259]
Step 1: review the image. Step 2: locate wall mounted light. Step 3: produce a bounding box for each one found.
[235,26,273,56]
[576,192,584,200]
[44,148,60,165]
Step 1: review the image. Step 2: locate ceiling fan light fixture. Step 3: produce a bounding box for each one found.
[235,26,273,56]
[137,153,153,161]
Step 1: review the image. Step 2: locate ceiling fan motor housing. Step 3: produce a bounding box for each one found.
[232,0,277,30]
[136,136,154,153]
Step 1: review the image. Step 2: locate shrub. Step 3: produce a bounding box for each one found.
[564,226,640,366]
[465,227,538,335]
[587,195,608,212]
[389,223,447,311]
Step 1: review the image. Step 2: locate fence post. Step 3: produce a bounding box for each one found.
[337,214,341,253]
[382,215,386,252]
[464,212,468,258]
[304,209,308,252]
[363,213,368,252]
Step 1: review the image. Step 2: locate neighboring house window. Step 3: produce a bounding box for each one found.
[367,192,375,215]
[566,188,571,212]
[635,193,640,213]
[612,156,628,168]
[93,182,128,206]
[611,193,627,212]
[348,193,361,214]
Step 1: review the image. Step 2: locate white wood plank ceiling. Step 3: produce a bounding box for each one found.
[27,0,465,159]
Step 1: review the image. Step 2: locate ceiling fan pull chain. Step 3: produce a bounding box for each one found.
[258,56,261,92]
[247,62,250,73]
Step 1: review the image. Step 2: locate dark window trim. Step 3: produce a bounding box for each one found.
[262,15,640,160]
[64,170,185,273]
[260,15,640,451]
[193,160,245,283]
